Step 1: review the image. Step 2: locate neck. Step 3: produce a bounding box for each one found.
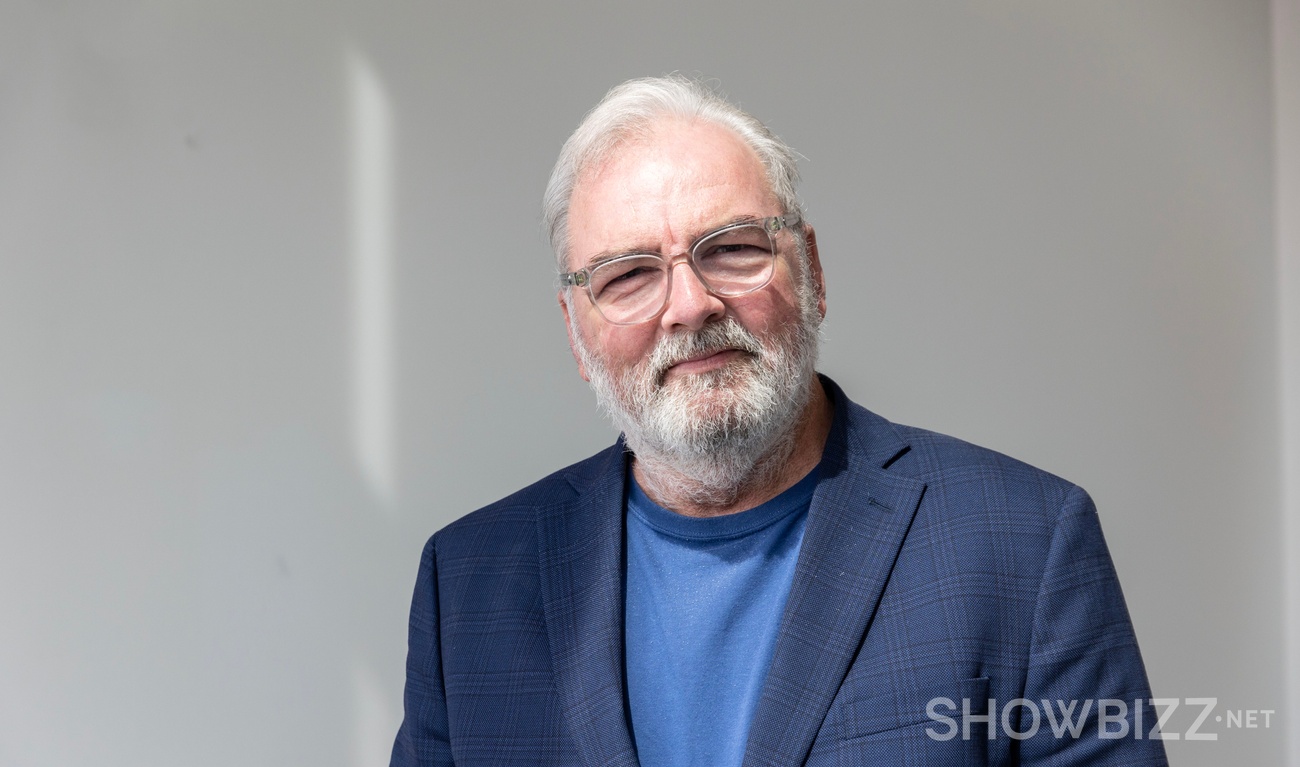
[631,377,834,518]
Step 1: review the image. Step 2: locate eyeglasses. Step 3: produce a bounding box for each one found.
[560,213,802,325]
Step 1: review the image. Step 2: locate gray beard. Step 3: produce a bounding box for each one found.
[572,285,822,507]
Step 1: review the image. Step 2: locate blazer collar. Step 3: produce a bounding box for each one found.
[537,441,639,767]
[742,376,926,766]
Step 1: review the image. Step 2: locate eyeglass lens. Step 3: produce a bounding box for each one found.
[587,223,777,324]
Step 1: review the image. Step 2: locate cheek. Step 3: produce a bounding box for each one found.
[604,328,658,365]
[736,289,801,338]
[584,323,659,370]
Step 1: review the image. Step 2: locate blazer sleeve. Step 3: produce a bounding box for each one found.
[391,536,456,767]
[1018,485,1168,766]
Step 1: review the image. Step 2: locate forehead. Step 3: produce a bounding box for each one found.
[567,119,777,266]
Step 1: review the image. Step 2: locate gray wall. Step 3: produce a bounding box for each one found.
[1275,0,1300,764]
[0,1,1289,765]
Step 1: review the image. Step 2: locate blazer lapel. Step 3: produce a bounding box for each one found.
[742,393,926,767]
[537,444,640,767]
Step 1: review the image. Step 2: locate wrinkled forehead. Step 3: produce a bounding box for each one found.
[567,119,779,267]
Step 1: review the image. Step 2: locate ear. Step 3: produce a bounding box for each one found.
[558,291,590,381]
[803,223,827,319]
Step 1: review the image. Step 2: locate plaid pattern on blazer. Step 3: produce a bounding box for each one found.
[391,377,1167,766]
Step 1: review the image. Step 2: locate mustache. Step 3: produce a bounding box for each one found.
[646,318,765,384]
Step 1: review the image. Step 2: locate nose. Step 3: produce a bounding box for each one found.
[658,255,726,332]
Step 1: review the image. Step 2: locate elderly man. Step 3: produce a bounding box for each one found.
[391,76,1167,766]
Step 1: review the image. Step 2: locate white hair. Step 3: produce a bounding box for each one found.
[543,74,804,273]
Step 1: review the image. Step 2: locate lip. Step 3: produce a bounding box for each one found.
[664,348,745,378]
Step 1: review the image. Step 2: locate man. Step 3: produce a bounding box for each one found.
[392,75,1167,766]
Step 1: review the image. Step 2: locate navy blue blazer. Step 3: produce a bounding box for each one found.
[392,378,1167,766]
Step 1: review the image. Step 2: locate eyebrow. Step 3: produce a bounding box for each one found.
[578,214,764,270]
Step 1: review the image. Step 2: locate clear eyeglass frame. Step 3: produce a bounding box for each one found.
[559,212,802,326]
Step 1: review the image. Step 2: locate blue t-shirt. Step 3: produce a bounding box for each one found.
[624,468,817,767]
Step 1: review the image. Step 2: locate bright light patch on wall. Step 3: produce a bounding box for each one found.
[348,48,396,506]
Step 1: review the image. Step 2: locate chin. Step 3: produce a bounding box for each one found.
[682,397,747,431]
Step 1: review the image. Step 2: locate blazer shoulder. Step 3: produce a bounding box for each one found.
[848,400,1082,514]
[430,441,624,554]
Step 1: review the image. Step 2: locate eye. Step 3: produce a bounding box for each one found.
[696,238,771,267]
[589,256,665,301]
[609,265,653,283]
[710,243,755,255]
[695,225,773,262]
